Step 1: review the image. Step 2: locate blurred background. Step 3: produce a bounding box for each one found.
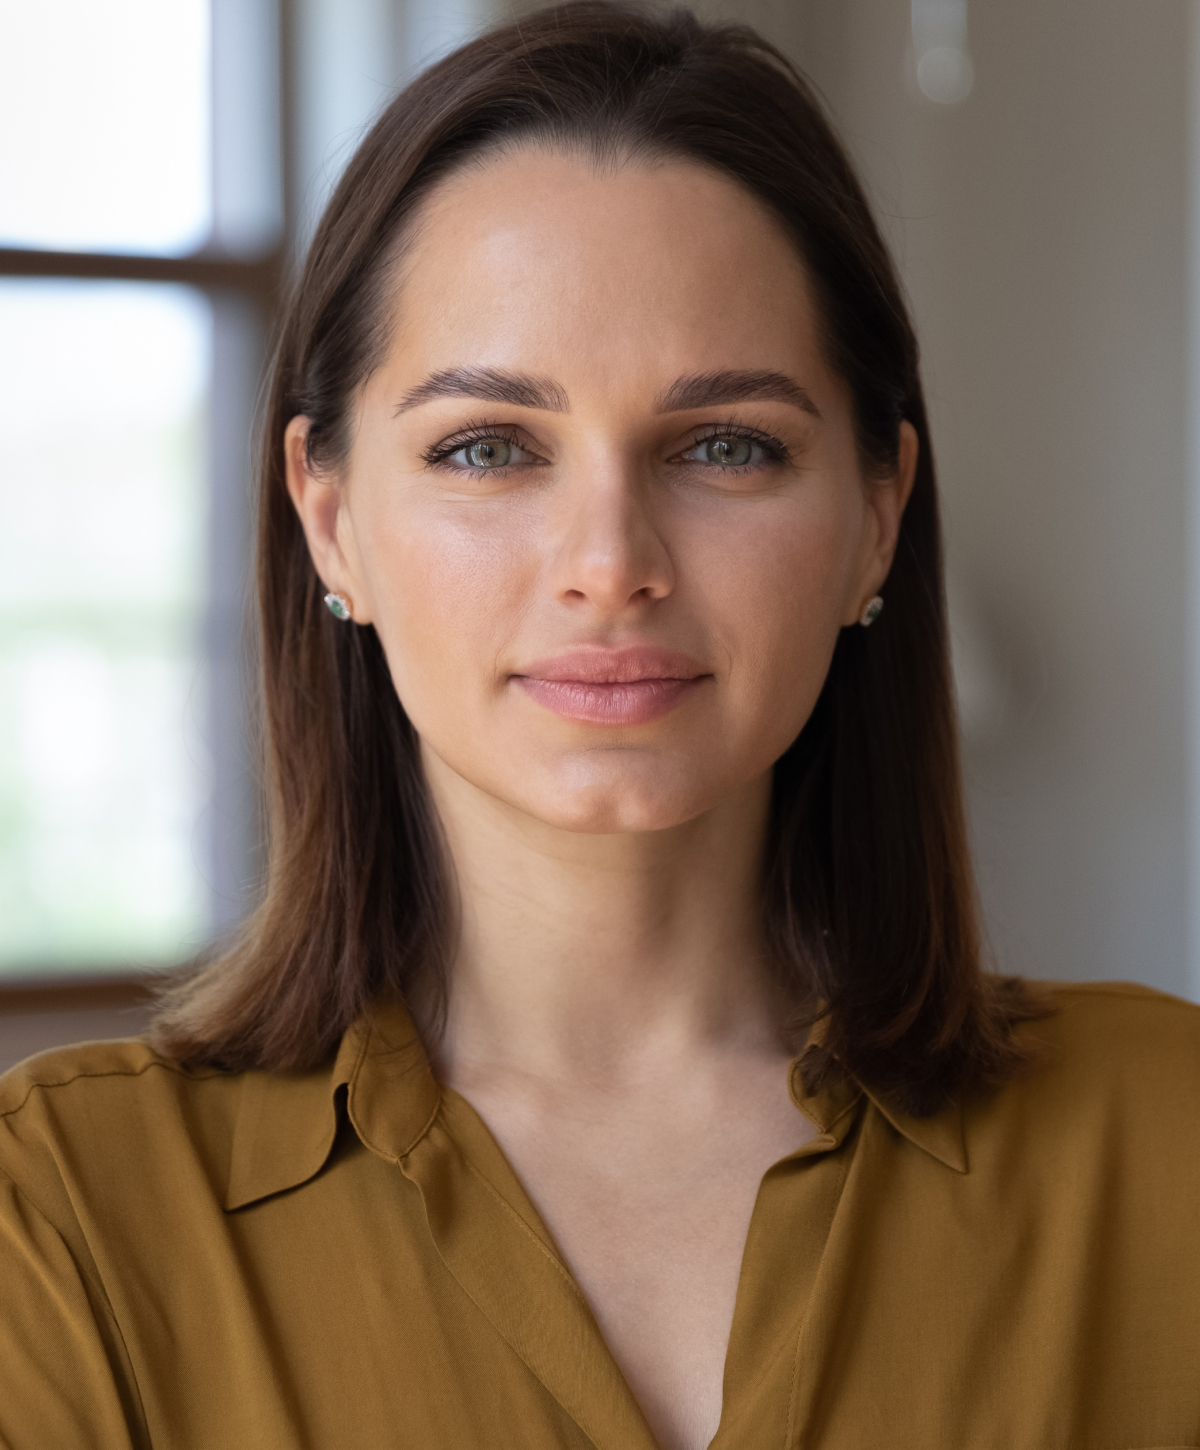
[1,0,1196,1068]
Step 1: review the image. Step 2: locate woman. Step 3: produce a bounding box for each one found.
[2,5,1197,1448]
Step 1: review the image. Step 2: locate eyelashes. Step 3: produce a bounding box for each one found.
[682,422,792,468]
[420,420,529,469]
[422,417,794,475]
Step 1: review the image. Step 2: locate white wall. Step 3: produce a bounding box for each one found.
[711,0,1193,997]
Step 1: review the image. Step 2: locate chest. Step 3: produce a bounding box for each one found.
[458,1077,819,1450]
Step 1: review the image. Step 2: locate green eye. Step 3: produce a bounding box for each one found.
[463,439,512,469]
[704,436,754,467]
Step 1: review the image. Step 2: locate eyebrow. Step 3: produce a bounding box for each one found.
[395,367,569,415]
[655,369,822,419]
[394,364,820,420]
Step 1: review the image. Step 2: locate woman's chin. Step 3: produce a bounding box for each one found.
[533,797,700,837]
[499,756,738,836]
[421,730,760,836]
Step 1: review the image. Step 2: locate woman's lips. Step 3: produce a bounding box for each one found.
[512,648,710,726]
[516,676,703,725]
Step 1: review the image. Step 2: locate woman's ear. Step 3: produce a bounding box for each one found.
[845,419,919,624]
[283,415,373,624]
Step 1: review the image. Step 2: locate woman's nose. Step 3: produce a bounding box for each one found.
[547,464,675,617]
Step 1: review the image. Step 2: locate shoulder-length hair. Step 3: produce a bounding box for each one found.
[152,0,1043,1115]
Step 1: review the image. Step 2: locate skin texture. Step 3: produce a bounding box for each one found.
[287,148,917,1450]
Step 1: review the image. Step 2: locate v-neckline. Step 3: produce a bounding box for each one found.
[393,1077,862,1450]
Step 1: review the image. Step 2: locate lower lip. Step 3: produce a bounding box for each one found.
[514,676,705,725]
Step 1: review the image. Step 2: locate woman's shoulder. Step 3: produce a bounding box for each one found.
[972,978,1200,1153]
[1031,978,1200,1065]
[0,1034,236,1130]
[0,1037,252,1216]
[0,1032,348,1227]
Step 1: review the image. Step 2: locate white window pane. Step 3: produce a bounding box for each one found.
[0,281,211,976]
[0,0,211,255]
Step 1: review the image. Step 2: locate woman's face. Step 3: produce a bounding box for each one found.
[288,149,916,834]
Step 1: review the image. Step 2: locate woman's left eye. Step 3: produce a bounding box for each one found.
[680,434,764,469]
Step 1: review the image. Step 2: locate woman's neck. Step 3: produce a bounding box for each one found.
[417,746,793,1087]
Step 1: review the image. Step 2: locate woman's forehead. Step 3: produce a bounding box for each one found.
[387,148,823,397]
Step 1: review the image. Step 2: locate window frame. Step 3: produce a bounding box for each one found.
[0,0,296,1011]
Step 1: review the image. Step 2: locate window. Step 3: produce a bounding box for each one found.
[0,280,211,973]
[0,0,281,984]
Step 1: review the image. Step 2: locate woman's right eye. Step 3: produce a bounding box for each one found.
[446,437,533,470]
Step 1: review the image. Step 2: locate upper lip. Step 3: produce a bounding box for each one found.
[513,646,709,684]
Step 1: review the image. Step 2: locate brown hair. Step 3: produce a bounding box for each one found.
[152,0,1044,1115]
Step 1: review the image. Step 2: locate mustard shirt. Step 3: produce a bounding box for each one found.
[0,981,1197,1450]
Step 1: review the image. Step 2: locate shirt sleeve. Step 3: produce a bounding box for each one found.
[0,1167,146,1450]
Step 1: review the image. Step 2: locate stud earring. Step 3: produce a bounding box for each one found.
[859,595,884,628]
[324,591,353,622]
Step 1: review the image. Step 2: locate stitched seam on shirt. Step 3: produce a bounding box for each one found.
[396,1134,608,1447]
[431,1266,611,1450]
[348,1017,444,1159]
[824,1093,863,1134]
[363,1086,573,1287]
[0,1162,152,1442]
[783,1146,851,1450]
[348,1063,443,1163]
[715,1139,858,1443]
[401,1090,443,1156]
[448,1153,612,1450]
[0,1059,222,1120]
[457,1150,584,1297]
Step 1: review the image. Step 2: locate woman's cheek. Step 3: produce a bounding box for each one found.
[369,505,532,717]
[704,494,848,628]
[707,505,850,732]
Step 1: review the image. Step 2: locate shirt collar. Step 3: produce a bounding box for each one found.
[789,1011,968,1174]
[224,998,439,1210]
[861,1087,968,1172]
[225,999,966,1210]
